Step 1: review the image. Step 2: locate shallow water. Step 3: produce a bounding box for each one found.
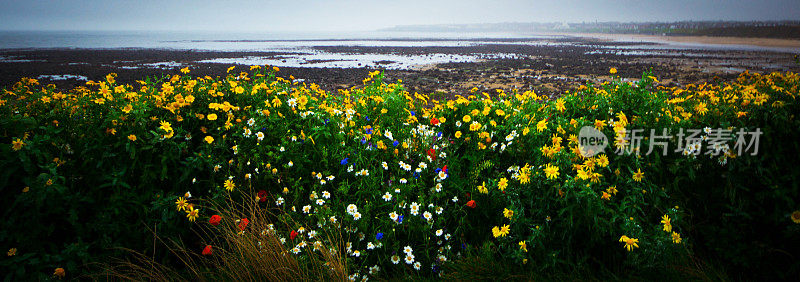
[1,31,796,71]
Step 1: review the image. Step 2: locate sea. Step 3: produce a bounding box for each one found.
[0,30,797,52]
[0,30,796,72]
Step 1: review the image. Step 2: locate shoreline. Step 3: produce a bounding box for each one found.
[545,32,800,51]
[1,38,798,96]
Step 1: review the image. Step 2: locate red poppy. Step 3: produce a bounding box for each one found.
[466,192,471,198]
[442,165,448,174]
[209,215,222,226]
[257,190,268,202]
[238,218,250,231]
[427,148,436,161]
[290,230,298,240]
[202,245,212,256]
[466,200,476,208]
[431,117,439,126]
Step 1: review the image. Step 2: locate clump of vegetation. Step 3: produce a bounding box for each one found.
[1,66,798,280]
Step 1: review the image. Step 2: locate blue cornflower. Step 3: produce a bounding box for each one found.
[340,158,348,165]
[376,233,384,240]
[392,140,399,147]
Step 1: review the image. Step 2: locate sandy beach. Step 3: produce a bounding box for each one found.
[546,32,800,50]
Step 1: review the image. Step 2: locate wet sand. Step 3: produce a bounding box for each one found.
[1,37,798,97]
[549,32,800,50]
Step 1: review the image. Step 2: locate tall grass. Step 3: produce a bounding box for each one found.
[96,189,348,281]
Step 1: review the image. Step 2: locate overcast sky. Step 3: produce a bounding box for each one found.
[1,0,799,31]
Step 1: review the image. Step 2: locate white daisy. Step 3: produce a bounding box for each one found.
[423,211,433,221]
[405,254,415,264]
[347,204,358,215]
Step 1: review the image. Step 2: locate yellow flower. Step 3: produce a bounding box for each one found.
[791,210,800,224]
[455,131,462,138]
[127,134,137,142]
[7,248,16,256]
[536,119,548,132]
[619,235,639,251]
[207,113,218,121]
[469,122,481,131]
[543,163,559,180]
[498,177,508,192]
[661,215,672,232]
[671,232,682,244]
[518,241,527,252]
[224,179,236,191]
[106,73,116,84]
[186,206,199,222]
[204,136,214,144]
[503,208,514,219]
[633,168,644,182]
[477,182,488,194]
[492,226,501,237]
[499,224,510,237]
[518,166,531,184]
[462,115,471,123]
[54,267,66,278]
[609,67,617,74]
[492,224,511,238]
[495,109,505,116]
[695,102,708,116]
[555,98,566,113]
[11,138,24,151]
[596,154,609,167]
[180,67,190,74]
[159,121,172,132]
[594,119,607,130]
[122,104,133,113]
[175,197,188,211]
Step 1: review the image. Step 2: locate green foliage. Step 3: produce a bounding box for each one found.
[1,69,798,280]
